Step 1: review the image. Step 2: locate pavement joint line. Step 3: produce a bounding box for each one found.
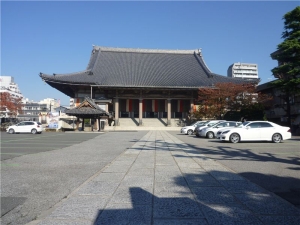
[0,133,66,143]
[1,147,64,149]
[0,152,24,155]
[0,163,20,167]
[1,141,87,144]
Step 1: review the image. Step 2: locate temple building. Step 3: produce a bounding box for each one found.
[40,46,246,127]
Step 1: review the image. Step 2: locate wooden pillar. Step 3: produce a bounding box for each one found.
[190,99,194,113]
[76,117,80,131]
[81,118,84,131]
[167,99,171,126]
[115,98,119,126]
[139,98,143,126]
[96,119,99,131]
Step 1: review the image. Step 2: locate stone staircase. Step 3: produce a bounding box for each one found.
[105,118,184,131]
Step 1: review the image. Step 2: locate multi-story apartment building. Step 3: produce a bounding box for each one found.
[39,98,60,112]
[0,76,23,99]
[257,81,300,134]
[0,76,24,118]
[261,50,300,135]
[17,99,60,122]
[17,102,47,122]
[227,63,259,81]
[1,76,64,124]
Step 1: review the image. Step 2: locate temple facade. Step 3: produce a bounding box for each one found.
[40,46,246,126]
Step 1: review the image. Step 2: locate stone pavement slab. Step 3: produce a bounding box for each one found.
[29,131,300,225]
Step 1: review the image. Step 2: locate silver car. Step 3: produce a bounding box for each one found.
[198,121,241,138]
[180,121,207,135]
[195,120,226,137]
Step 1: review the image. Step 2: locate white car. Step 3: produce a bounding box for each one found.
[199,121,241,139]
[195,120,226,137]
[6,121,43,134]
[216,121,291,143]
[180,121,207,135]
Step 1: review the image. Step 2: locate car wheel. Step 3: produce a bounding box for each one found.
[272,133,282,143]
[31,129,37,134]
[187,129,193,135]
[229,133,240,143]
[206,132,214,139]
[8,128,15,134]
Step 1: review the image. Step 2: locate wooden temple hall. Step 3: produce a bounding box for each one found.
[40,46,244,127]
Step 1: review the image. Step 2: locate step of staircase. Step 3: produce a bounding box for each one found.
[105,118,184,131]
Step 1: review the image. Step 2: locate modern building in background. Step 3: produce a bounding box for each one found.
[1,76,63,121]
[0,76,24,118]
[0,76,23,99]
[39,98,60,112]
[17,99,60,122]
[227,63,259,82]
[17,102,47,121]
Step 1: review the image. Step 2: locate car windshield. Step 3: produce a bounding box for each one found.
[213,122,225,128]
[190,121,199,126]
[200,121,210,126]
[207,121,220,127]
[196,122,207,127]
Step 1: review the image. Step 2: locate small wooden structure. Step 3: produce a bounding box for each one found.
[65,97,109,131]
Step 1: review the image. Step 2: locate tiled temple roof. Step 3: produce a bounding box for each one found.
[65,97,109,117]
[40,46,247,96]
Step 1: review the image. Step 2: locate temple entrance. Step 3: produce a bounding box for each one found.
[118,99,190,119]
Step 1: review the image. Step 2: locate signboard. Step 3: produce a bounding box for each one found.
[48,112,59,128]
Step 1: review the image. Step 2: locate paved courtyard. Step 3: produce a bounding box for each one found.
[169,131,300,209]
[1,131,299,225]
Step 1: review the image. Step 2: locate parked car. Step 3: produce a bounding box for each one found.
[180,121,207,135]
[6,121,43,134]
[216,121,291,143]
[199,121,241,139]
[195,120,226,137]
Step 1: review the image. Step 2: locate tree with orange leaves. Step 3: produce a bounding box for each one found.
[0,92,23,117]
[195,82,272,120]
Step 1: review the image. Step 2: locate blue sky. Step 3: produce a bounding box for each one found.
[2,1,299,106]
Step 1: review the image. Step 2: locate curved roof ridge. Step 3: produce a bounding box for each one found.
[40,70,91,78]
[86,48,100,70]
[197,50,212,73]
[193,52,212,77]
[94,45,197,55]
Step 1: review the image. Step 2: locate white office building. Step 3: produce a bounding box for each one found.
[227,63,259,81]
[39,98,60,112]
[0,76,23,99]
